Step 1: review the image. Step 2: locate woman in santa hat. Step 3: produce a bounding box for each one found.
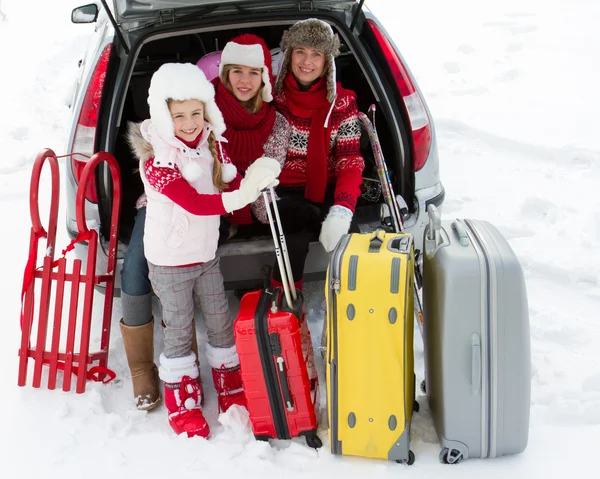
[125,62,280,438]
[209,33,291,231]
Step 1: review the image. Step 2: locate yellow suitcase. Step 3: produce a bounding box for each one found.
[325,229,416,465]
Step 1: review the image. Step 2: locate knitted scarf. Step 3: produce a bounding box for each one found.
[282,72,333,203]
[213,79,276,173]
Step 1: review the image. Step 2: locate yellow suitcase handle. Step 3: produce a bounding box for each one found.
[368,229,386,252]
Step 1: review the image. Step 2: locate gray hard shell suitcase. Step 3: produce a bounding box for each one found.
[421,205,531,464]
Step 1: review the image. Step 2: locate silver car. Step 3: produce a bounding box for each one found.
[65,0,444,291]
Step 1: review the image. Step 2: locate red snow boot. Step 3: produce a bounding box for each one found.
[159,352,210,438]
[206,344,247,413]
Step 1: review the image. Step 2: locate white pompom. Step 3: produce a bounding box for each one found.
[221,162,237,183]
[184,397,197,410]
[180,162,203,183]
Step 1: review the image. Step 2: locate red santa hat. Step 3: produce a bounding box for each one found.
[219,34,274,102]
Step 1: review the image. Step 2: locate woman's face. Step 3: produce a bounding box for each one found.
[290,46,326,86]
[227,65,263,102]
[168,99,205,142]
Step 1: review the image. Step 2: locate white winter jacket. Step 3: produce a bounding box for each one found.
[135,120,227,266]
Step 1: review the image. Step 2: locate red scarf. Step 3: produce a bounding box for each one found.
[213,79,276,173]
[176,131,203,148]
[282,73,336,203]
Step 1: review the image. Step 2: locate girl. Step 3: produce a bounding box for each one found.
[127,62,280,438]
[210,33,291,231]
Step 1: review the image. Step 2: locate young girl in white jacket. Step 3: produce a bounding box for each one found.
[127,62,280,439]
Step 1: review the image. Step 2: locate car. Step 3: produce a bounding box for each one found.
[65,0,445,291]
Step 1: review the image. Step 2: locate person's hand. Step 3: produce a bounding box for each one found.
[245,156,282,181]
[240,163,279,201]
[319,205,353,252]
[244,156,281,192]
[222,158,280,213]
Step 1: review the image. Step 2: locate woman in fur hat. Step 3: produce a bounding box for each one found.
[211,33,291,229]
[272,18,365,289]
[124,62,280,438]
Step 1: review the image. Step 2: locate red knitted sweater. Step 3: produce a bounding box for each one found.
[274,83,365,212]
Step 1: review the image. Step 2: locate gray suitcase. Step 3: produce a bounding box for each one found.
[421,205,531,464]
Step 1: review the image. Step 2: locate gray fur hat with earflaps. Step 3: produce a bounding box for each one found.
[274,18,341,103]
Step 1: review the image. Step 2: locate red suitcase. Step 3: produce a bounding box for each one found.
[234,188,321,449]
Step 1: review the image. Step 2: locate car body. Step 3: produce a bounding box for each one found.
[65,0,444,291]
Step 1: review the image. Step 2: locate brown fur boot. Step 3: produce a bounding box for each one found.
[120,319,161,411]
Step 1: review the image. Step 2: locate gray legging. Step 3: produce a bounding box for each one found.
[148,258,234,358]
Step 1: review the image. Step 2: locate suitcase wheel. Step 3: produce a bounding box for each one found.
[439,447,463,465]
[305,435,323,449]
[396,450,415,466]
[420,379,427,394]
[413,400,420,413]
[305,434,323,449]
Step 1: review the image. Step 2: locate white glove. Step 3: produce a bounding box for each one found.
[319,205,353,253]
[222,162,280,213]
[245,156,282,178]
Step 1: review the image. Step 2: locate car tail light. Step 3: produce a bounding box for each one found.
[367,19,432,171]
[70,44,113,203]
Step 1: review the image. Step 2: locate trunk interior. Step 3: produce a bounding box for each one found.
[105,19,410,287]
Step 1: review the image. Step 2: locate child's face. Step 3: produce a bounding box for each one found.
[168,99,205,142]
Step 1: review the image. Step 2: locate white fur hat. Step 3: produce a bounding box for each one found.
[147,62,226,140]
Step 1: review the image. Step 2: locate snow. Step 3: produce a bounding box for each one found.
[2,0,599,477]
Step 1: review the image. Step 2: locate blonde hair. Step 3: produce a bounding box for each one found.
[220,64,264,114]
[167,99,226,191]
[207,131,227,191]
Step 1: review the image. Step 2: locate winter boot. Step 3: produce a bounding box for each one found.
[119,319,161,411]
[159,352,210,438]
[206,344,247,414]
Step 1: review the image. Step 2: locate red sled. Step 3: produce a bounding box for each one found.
[234,188,321,449]
[18,149,121,393]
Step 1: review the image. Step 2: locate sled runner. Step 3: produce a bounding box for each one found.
[422,205,531,463]
[18,149,121,393]
[234,187,321,449]
[325,228,417,464]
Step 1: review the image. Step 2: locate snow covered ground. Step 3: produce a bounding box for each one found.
[1,0,599,477]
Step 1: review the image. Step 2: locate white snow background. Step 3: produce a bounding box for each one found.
[1,0,599,477]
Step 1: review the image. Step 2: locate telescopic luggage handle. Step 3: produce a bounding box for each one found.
[262,187,297,307]
[427,204,442,245]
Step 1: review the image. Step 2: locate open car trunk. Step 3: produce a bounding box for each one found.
[99,8,413,289]
[113,0,359,26]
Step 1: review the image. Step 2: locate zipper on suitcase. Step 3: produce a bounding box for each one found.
[328,234,351,455]
[254,288,290,440]
[463,220,498,458]
[270,333,294,411]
